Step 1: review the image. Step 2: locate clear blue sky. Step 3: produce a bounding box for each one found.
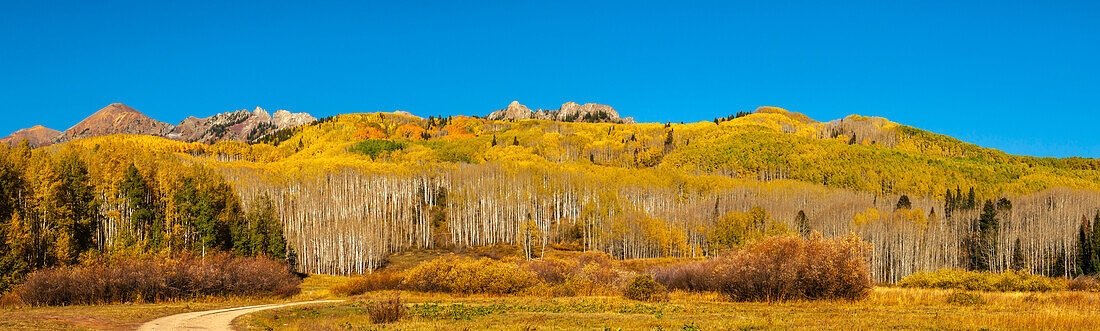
[1,0,1097,157]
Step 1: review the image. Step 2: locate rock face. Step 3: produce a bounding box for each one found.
[0,125,61,148]
[167,107,316,144]
[486,101,635,124]
[2,103,318,148]
[57,103,175,143]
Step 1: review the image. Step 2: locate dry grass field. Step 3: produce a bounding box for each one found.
[238,288,1100,330]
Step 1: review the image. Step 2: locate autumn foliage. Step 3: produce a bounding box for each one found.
[899,269,1065,292]
[13,253,300,306]
[402,256,535,294]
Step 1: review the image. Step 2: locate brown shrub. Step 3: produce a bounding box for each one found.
[15,253,300,306]
[622,275,669,302]
[650,261,717,292]
[0,292,21,308]
[714,233,873,302]
[523,258,579,284]
[1067,276,1100,292]
[367,295,407,324]
[332,272,405,296]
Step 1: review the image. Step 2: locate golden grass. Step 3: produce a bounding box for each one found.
[243,287,1100,330]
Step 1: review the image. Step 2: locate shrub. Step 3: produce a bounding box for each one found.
[15,253,300,306]
[714,233,873,301]
[898,269,1065,292]
[945,290,985,305]
[403,256,535,294]
[367,295,407,324]
[622,275,669,302]
[1067,276,1100,292]
[331,272,405,296]
[523,257,578,284]
[650,260,717,292]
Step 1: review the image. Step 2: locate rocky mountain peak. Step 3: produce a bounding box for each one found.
[57,103,175,143]
[0,125,61,148]
[168,106,315,144]
[486,101,635,124]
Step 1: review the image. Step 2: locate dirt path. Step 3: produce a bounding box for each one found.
[136,300,342,331]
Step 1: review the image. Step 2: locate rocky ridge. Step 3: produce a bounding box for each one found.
[486,101,635,124]
[3,103,317,147]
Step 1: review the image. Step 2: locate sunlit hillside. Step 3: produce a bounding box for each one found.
[3,107,1100,286]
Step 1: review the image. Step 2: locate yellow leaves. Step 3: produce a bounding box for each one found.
[894,207,928,227]
[851,208,880,226]
[484,145,544,164]
[637,148,664,168]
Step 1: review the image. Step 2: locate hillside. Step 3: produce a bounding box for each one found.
[2,103,1099,284]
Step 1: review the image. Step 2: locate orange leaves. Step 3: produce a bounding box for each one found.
[394,123,427,141]
[353,126,387,140]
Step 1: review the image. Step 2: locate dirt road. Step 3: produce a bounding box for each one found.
[136,300,342,331]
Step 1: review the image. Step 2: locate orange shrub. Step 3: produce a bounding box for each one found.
[714,233,873,301]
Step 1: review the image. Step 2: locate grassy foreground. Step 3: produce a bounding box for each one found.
[238,288,1100,330]
[0,274,349,330]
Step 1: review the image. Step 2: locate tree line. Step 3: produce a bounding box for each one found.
[0,140,291,293]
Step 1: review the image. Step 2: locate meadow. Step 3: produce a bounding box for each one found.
[239,288,1100,330]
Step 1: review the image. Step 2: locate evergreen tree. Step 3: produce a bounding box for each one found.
[795,210,810,237]
[1078,216,1095,275]
[120,164,160,248]
[896,195,912,210]
[966,187,976,210]
[1011,238,1026,271]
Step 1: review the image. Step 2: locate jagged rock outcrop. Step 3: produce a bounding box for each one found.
[2,103,318,148]
[56,103,175,143]
[168,107,316,144]
[0,125,61,148]
[486,101,635,124]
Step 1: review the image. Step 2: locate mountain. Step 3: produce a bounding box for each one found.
[487,101,636,124]
[0,125,61,148]
[7,102,1100,283]
[168,107,316,144]
[1,103,318,147]
[56,103,175,143]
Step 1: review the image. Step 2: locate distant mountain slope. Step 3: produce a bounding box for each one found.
[0,125,61,147]
[57,103,175,143]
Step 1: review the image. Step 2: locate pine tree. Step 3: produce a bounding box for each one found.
[966,187,976,210]
[795,210,810,237]
[1011,238,1026,271]
[896,195,911,210]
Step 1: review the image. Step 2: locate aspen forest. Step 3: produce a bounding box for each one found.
[3,107,1100,294]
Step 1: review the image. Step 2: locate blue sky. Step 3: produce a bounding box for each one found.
[1,0,1097,157]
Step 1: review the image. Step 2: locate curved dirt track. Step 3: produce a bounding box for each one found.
[137,300,342,331]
